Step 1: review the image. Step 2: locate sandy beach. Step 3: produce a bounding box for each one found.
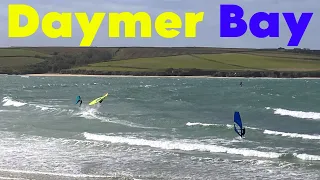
[0,169,130,180]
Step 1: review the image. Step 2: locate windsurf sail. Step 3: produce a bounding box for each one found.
[75,96,81,104]
[234,111,243,137]
[89,93,108,106]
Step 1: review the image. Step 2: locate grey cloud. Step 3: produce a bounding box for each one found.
[0,0,319,48]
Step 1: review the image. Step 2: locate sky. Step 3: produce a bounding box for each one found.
[1,0,319,49]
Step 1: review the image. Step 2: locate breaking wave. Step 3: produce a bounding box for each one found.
[186,122,259,130]
[187,121,320,142]
[74,106,160,129]
[1,97,73,115]
[83,132,320,161]
[264,130,320,140]
[266,107,320,120]
[2,97,26,107]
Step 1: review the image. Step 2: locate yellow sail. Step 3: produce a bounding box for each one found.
[89,93,108,105]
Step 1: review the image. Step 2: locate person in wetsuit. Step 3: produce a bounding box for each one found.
[240,82,243,87]
[76,96,82,107]
[240,127,246,137]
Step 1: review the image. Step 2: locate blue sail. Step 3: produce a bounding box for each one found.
[75,96,81,104]
[234,111,242,137]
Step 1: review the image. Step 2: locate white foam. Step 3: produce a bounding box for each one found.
[84,132,320,161]
[74,107,159,129]
[0,131,116,176]
[266,107,320,120]
[186,122,259,130]
[33,104,56,111]
[74,106,100,120]
[293,153,320,161]
[83,132,281,159]
[264,130,320,140]
[0,176,27,180]
[2,97,26,107]
[1,96,72,115]
[186,122,231,128]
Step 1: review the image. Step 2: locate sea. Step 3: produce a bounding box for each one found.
[0,74,320,180]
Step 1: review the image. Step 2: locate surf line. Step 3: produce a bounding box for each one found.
[7,4,204,46]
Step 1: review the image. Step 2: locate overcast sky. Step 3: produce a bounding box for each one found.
[1,0,319,49]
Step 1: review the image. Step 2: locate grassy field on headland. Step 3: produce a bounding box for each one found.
[1,47,320,77]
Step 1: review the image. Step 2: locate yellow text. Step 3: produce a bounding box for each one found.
[8,4,205,46]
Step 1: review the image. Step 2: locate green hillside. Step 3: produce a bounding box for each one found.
[0,47,320,77]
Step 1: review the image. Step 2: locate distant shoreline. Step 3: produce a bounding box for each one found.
[23,73,320,79]
[25,73,227,78]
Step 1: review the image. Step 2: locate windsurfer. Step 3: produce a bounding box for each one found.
[88,93,108,106]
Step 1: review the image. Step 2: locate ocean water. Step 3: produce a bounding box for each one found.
[1,75,320,179]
